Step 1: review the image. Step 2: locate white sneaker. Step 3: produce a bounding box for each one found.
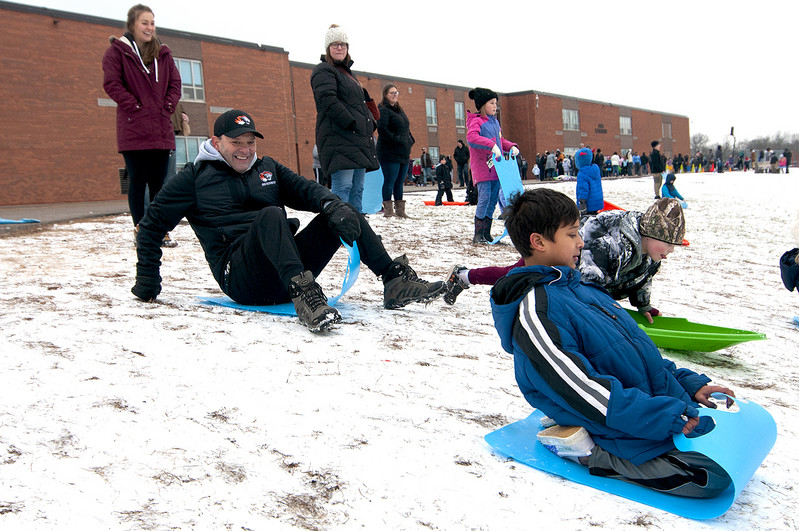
[537,425,595,458]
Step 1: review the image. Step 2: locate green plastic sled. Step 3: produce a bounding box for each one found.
[626,310,766,352]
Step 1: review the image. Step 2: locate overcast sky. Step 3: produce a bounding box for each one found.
[17,0,798,144]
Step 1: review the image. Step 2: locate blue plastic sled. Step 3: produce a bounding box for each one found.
[489,156,525,245]
[793,316,799,327]
[198,240,360,316]
[362,168,384,215]
[0,217,40,224]
[485,398,776,519]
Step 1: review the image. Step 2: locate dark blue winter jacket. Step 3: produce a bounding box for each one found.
[490,265,711,465]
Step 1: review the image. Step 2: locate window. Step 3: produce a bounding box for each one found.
[426,98,438,126]
[175,58,205,101]
[429,147,439,160]
[562,109,579,131]
[454,102,465,128]
[620,116,632,135]
[175,136,203,170]
[563,147,580,157]
[662,122,672,138]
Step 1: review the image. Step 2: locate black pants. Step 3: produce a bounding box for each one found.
[123,150,170,226]
[223,206,393,305]
[435,185,454,205]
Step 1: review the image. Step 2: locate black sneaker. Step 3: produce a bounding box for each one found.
[288,271,341,332]
[382,255,445,309]
[443,265,469,305]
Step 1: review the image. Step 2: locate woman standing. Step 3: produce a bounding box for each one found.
[311,24,379,213]
[103,4,181,246]
[376,83,413,218]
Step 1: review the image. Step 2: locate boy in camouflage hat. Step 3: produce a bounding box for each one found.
[444,199,686,324]
[579,198,685,322]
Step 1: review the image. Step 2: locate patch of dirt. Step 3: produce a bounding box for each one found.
[441,407,509,428]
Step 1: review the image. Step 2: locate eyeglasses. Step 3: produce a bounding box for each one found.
[329,42,348,49]
[387,91,399,95]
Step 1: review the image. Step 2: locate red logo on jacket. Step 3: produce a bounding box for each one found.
[259,171,273,185]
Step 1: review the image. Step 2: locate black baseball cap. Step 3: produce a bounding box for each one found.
[213,110,264,139]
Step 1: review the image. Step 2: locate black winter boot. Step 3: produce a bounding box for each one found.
[473,217,489,244]
[288,271,342,332]
[483,217,494,242]
[382,255,445,309]
[443,265,470,305]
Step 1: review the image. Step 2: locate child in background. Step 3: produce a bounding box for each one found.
[661,173,687,208]
[444,199,686,324]
[434,154,454,205]
[466,87,519,244]
[490,188,734,498]
[575,147,603,215]
[412,160,423,186]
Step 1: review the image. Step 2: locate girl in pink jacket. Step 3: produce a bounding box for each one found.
[466,87,518,244]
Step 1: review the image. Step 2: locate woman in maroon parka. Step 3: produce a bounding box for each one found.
[103,4,181,245]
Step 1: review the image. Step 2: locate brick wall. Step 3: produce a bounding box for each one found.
[0,2,689,206]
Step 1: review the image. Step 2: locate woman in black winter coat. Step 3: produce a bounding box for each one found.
[376,83,414,218]
[311,24,379,213]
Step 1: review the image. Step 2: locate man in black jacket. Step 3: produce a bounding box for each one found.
[132,110,444,332]
[650,140,666,199]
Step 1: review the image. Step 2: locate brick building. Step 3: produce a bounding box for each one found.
[0,1,688,206]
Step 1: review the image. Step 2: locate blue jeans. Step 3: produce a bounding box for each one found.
[330,168,366,213]
[475,180,500,219]
[380,160,408,201]
[422,167,432,184]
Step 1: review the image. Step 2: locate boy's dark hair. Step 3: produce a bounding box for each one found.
[439,154,446,161]
[505,188,580,257]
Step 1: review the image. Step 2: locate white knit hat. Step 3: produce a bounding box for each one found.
[324,24,348,50]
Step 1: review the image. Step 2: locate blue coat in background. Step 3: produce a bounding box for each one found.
[575,148,603,213]
[661,173,684,200]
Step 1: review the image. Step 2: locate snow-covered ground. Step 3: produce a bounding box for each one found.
[1,171,797,530]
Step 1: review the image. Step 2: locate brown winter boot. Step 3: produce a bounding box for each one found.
[382,200,395,217]
[394,200,410,218]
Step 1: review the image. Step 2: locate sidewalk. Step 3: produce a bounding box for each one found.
[0,200,129,236]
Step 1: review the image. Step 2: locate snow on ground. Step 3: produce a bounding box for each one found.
[1,171,798,530]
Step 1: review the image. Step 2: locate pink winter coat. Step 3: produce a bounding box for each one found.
[466,111,517,184]
[102,35,182,152]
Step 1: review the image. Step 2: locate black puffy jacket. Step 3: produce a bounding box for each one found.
[376,102,414,164]
[311,58,379,176]
[136,155,338,289]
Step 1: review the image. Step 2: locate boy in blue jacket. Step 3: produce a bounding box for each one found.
[490,188,734,498]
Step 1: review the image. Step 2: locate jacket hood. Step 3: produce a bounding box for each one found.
[195,138,258,173]
[490,265,568,353]
[575,148,593,169]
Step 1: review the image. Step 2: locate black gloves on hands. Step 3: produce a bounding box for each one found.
[323,200,361,246]
[132,275,161,302]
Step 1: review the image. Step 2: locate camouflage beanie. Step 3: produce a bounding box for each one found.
[639,198,685,245]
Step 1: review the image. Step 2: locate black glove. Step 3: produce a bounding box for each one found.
[132,275,161,302]
[323,200,361,246]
